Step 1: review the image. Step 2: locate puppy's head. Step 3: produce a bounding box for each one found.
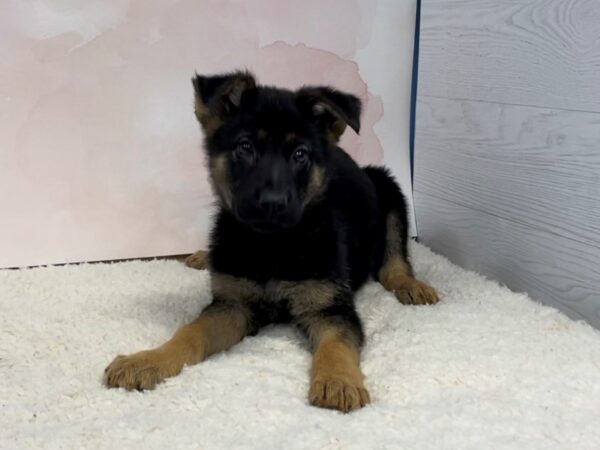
[192,70,361,233]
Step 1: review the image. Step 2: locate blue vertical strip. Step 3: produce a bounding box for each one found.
[409,0,421,188]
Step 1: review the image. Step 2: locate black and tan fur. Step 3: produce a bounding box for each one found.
[105,71,439,412]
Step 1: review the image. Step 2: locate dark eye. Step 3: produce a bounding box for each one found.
[236,138,255,158]
[293,146,309,164]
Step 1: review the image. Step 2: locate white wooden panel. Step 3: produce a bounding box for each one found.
[415,96,600,247]
[414,193,600,328]
[415,0,600,327]
[419,0,600,112]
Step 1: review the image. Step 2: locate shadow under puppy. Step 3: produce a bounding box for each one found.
[105,71,439,413]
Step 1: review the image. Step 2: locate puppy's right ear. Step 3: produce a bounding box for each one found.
[191,71,256,133]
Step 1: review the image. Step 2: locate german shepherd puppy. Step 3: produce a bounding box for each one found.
[104,71,439,412]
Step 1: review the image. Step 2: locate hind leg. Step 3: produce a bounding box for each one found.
[377,213,439,305]
[379,254,439,305]
[185,249,209,270]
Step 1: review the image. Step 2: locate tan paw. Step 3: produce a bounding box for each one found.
[394,279,440,305]
[309,377,370,413]
[104,350,182,391]
[185,250,209,270]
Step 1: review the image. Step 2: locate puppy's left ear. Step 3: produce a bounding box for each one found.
[296,87,361,141]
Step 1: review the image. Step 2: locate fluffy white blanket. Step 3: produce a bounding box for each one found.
[2,244,600,449]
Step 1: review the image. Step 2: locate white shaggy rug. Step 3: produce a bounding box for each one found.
[2,243,600,450]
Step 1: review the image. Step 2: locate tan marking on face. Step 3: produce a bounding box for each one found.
[303,165,326,206]
[285,132,297,144]
[257,129,267,140]
[308,327,370,413]
[208,154,233,209]
[210,272,263,303]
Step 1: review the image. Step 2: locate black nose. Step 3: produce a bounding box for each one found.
[258,190,290,216]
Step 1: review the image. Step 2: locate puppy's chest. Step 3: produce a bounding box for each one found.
[251,280,333,315]
[214,232,338,282]
[211,273,336,323]
[248,282,295,325]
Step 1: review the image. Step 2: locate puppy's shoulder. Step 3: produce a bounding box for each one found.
[325,147,376,204]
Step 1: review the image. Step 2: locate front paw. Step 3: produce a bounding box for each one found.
[104,349,182,391]
[309,377,370,413]
[394,279,439,305]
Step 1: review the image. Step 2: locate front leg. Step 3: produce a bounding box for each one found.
[105,272,263,390]
[286,282,370,413]
[104,300,251,390]
[308,323,370,412]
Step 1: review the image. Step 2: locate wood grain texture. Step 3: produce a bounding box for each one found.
[415,0,600,327]
[415,96,600,248]
[419,0,600,112]
[415,193,600,328]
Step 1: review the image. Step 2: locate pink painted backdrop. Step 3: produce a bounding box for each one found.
[0,0,416,268]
